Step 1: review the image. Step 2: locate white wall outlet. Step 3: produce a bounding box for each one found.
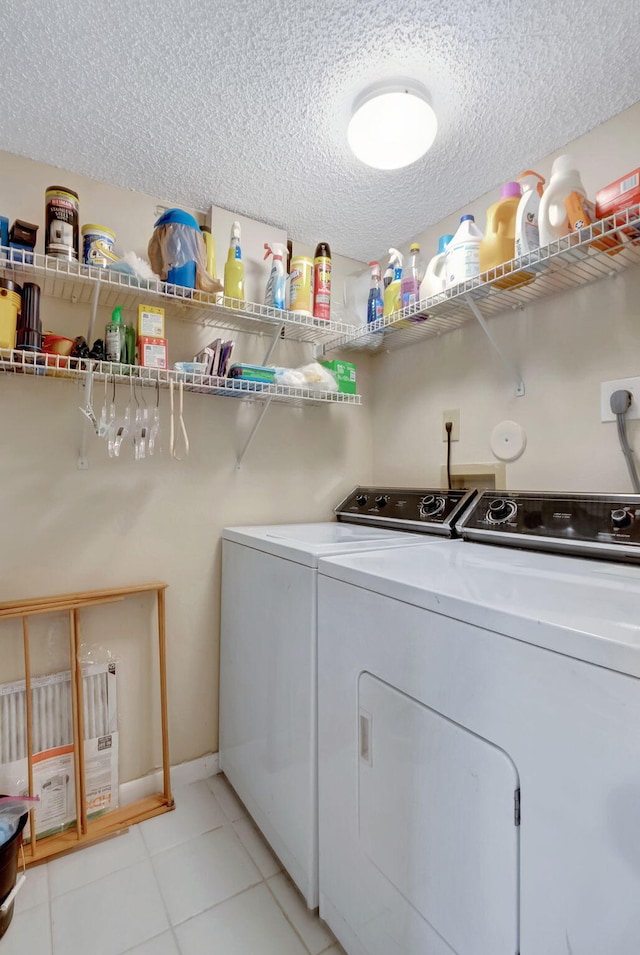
[443,409,460,442]
[600,378,640,422]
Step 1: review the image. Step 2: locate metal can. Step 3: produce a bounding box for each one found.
[289,256,313,317]
[45,186,79,260]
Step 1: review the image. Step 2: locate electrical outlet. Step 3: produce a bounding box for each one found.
[442,409,460,442]
[600,378,640,422]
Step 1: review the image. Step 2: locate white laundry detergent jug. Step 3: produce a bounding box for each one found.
[538,155,587,247]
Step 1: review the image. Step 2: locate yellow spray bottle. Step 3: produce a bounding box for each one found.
[383,248,403,319]
[224,221,244,305]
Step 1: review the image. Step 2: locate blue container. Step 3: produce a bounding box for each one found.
[153,209,201,290]
[167,261,197,288]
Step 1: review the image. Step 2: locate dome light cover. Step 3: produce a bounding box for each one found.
[348,81,437,170]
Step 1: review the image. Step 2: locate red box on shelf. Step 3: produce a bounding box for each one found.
[137,336,168,369]
[596,168,640,239]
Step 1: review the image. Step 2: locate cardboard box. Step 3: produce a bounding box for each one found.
[563,192,620,255]
[137,304,165,338]
[321,359,357,394]
[137,336,168,369]
[596,168,640,239]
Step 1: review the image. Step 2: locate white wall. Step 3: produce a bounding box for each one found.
[372,101,640,492]
[0,153,372,773]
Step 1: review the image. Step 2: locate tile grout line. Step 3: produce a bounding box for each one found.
[263,874,319,955]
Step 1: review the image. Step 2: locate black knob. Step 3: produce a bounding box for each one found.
[375,496,388,508]
[356,494,368,507]
[488,499,516,522]
[611,508,632,529]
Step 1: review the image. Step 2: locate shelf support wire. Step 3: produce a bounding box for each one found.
[464,294,525,396]
[86,279,101,349]
[262,323,285,366]
[236,397,274,470]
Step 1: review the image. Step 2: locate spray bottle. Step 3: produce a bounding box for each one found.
[264,242,287,310]
[313,241,332,321]
[367,261,384,325]
[224,221,244,303]
[401,243,422,308]
[383,248,403,318]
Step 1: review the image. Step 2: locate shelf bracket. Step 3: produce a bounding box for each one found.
[262,323,285,366]
[236,397,274,469]
[464,295,525,396]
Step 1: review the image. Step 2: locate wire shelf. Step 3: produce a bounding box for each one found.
[325,203,640,353]
[0,248,353,345]
[0,349,362,408]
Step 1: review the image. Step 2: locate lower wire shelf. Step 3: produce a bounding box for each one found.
[0,349,362,408]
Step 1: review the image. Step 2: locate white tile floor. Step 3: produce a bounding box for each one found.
[2,775,346,955]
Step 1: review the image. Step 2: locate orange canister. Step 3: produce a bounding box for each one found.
[0,279,21,350]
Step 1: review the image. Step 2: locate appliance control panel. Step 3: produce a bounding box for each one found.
[335,487,477,536]
[457,490,640,561]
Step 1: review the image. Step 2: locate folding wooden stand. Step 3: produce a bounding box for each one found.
[0,582,174,865]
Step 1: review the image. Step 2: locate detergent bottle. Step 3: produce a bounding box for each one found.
[383,248,403,318]
[420,234,453,301]
[538,155,587,247]
[367,261,384,325]
[445,216,483,288]
[401,243,422,308]
[224,221,245,304]
[264,242,286,309]
[515,170,545,257]
[479,181,522,276]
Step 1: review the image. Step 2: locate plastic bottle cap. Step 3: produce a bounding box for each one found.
[369,261,379,267]
[460,215,475,222]
[111,306,123,324]
[410,244,420,253]
[437,234,454,255]
[500,181,522,200]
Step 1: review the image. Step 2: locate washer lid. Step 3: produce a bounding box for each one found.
[222,522,432,566]
[318,541,640,677]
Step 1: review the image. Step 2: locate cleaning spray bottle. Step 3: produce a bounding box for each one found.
[263,243,286,310]
[105,306,125,362]
[224,221,244,304]
[401,243,422,308]
[515,170,545,257]
[367,261,384,325]
[383,249,403,318]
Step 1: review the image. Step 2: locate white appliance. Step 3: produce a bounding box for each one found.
[317,490,640,955]
[219,487,476,908]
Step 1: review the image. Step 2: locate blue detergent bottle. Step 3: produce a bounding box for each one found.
[367,261,383,324]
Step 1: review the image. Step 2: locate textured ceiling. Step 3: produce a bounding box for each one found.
[1,0,639,261]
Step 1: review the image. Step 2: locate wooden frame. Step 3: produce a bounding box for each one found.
[1,581,173,865]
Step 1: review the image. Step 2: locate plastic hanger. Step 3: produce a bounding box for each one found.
[170,378,189,460]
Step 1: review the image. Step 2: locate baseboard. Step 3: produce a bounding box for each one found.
[119,753,220,806]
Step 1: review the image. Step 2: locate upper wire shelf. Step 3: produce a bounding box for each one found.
[0,247,353,346]
[325,203,640,353]
[0,348,361,409]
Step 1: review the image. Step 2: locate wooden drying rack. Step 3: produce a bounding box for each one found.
[0,581,174,865]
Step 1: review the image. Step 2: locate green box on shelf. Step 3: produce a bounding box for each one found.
[321,359,357,394]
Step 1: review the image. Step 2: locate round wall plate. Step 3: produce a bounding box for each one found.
[490,420,527,461]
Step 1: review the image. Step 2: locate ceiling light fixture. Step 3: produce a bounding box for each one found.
[347,80,437,171]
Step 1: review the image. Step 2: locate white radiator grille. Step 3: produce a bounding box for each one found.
[0,666,114,764]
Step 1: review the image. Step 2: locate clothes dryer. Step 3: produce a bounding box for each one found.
[317,491,640,955]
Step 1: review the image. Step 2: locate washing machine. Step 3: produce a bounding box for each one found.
[219,486,476,908]
[317,490,640,955]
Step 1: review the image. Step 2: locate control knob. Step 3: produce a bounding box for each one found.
[487,498,518,524]
[611,508,632,529]
[420,494,445,517]
[375,495,389,508]
[356,494,368,507]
